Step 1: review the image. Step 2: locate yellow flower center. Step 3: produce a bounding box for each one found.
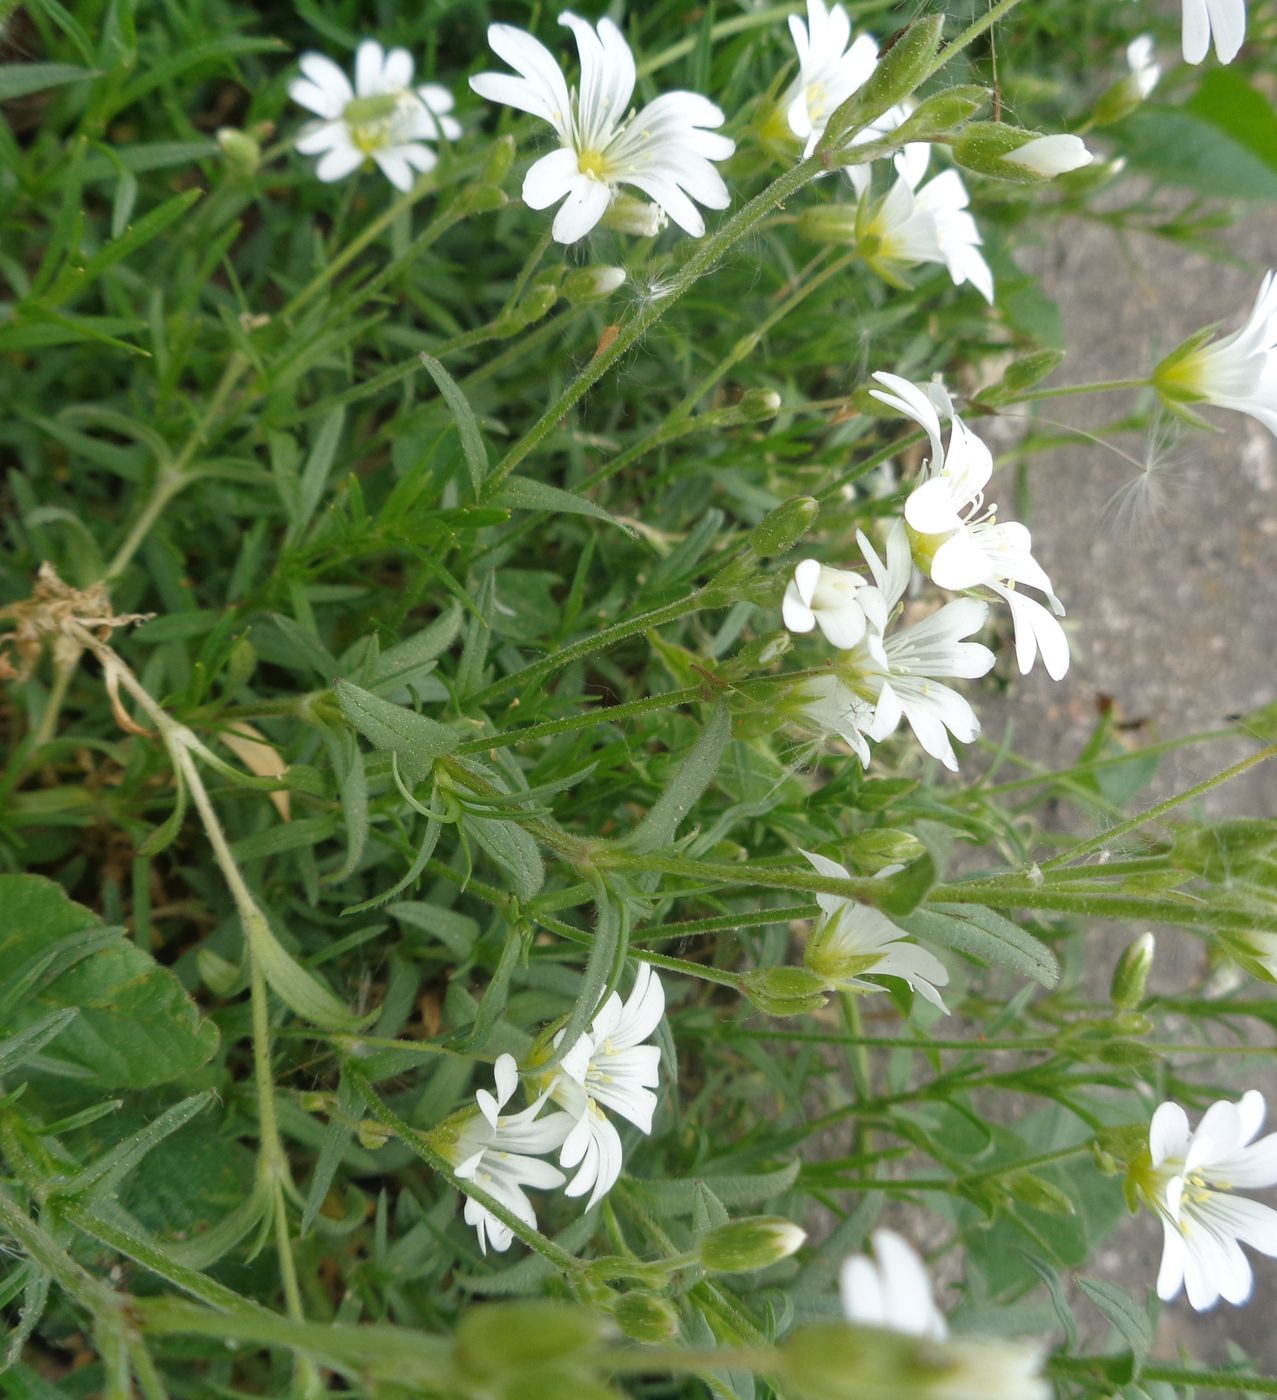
[342,93,403,153]
[577,149,610,181]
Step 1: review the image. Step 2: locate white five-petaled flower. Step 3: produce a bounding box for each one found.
[470,12,734,244]
[784,0,879,155]
[1127,35,1161,99]
[801,850,949,1010]
[1144,1090,1277,1310]
[1182,0,1246,64]
[840,1231,1051,1399]
[1154,272,1277,440]
[451,1054,572,1254]
[860,147,994,304]
[870,372,1069,681]
[289,41,460,191]
[852,520,997,772]
[543,964,666,1209]
[783,559,887,650]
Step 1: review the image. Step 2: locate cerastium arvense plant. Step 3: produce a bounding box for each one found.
[3,0,1277,1396]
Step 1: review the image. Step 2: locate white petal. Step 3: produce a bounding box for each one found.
[904,478,964,536]
[315,144,364,183]
[551,178,612,244]
[1151,1101,1191,1168]
[522,147,581,210]
[373,149,414,192]
[800,847,853,919]
[1205,0,1246,60]
[930,530,998,591]
[1157,1218,1186,1300]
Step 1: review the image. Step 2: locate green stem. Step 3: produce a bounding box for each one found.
[533,912,745,989]
[1009,375,1150,405]
[1049,1356,1277,1394]
[1040,742,1277,870]
[478,150,828,500]
[453,686,703,754]
[915,0,1034,83]
[973,727,1232,795]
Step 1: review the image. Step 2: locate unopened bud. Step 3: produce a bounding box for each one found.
[823,15,945,148]
[602,195,667,238]
[613,1291,680,1343]
[796,204,860,247]
[1093,74,1146,127]
[357,1119,392,1151]
[217,127,261,178]
[699,1217,807,1273]
[723,630,792,677]
[562,266,627,304]
[739,387,783,422]
[953,123,1092,182]
[996,349,1066,398]
[890,85,989,142]
[1110,932,1155,1010]
[458,182,508,215]
[483,133,517,184]
[742,966,829,1016]
[454,1302,602,1379]
[847,828,925,873]
[749,496,819,557]
[298,1091,331,1113]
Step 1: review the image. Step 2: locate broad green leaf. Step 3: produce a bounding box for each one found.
[247,907,370,1031]
[627,704,731,855]
[419,352,488,493]
[901,903,1059,987]
[0,63,96,100]
[871,851,936,918]
[493,477,635,536]
[1114,106,1277,201]
[335,678,459,783]
[0,876,218,1088]
[1188,69,1277,175]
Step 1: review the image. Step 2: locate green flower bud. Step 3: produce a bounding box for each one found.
[845,828,926,874]
[561,266,627,304]
[454,1302,603,1380]
[1006,1171,1074,1216]
[889,84,990,142]
[1110,931,1155,1010]
[457,182,508,215]
[823,15,945,150]
[484,133,517,184]
[953,123,1092,183]
[612,1291,681,1343]
[742,966,829,1016]
[298,1091,331,1113]
[699,1216,807,1273]
[356,1119,392,1151]
[739,387,783,422]
[601,195,667,237]
[996,348,1066,398]
[1092,74,1146,127]
[749,496,820,557]
[722,630,792,677]
[796,204,860,247]
[216,127,261,178]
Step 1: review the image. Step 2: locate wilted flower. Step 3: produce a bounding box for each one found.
[451,1055,573,1254]
[870,372,1069,680]
[290,41,460,190]
[470,12,734,243]
[840,1231,1051,1398]
[1139,1090,1277,1310]
[784,0,879,154]
[801,849,949,1009]
[1182,0,1246,64]
[1153,271,1277,439]
[541,965,666,1209]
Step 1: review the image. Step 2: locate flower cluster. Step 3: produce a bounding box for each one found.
[784,373,1064,774]
[446,968,666,1250]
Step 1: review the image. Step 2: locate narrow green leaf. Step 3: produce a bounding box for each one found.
[465,813,545,901]
[366,604,462,695]
[62,1092,215,1202]
[419,352,488,493]
[335,679,459,784]
[901,903,1059,987]
[493,477,635,536]
[1078,1277,1152,1368]
[0,63,96,100]
[0,1009,79,1077]
[294,407,345,542]
[46,189,203,304]
[627,704,731,855]
[635,1160,802,1215]
[247,909,370,1031]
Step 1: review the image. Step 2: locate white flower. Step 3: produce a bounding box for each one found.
[1154,272,1277,439]
[543,965,666,1209]
[1182,0,1246,63]
[290,41,460,191]
[801,850,949,1010]
[451,1054,572,1253]
[1144,1090,1277,1310]
[1002,133,1092,178]
[783,559,887,649]
[1127,35,1161,99]
[870,372,1069,680]
[841,1229,949,1338]
[784,0,879,155]
[840,1231,1051,1399]
[470,12,734,244]
[796,672,875,766]
[860,150,993,303]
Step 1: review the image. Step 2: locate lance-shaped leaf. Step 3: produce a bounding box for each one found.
[336,678,459,784]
